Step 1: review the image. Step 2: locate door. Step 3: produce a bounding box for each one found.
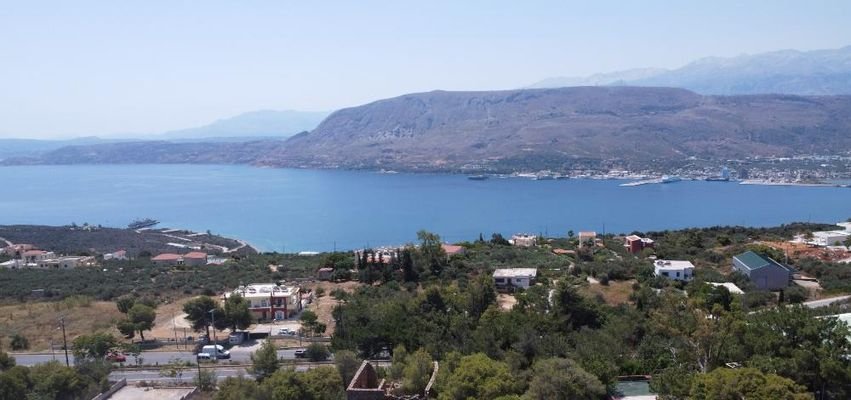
[275,311,284,320]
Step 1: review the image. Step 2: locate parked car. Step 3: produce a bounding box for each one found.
[197,344,230,360]
[278,328,294,336]
[294,349,306,358]
[106,352,126,362]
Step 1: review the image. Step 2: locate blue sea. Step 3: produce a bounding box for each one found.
[1,165,849,252]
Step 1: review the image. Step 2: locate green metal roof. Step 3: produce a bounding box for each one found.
[734,251,790,272]
[734,251,770,271]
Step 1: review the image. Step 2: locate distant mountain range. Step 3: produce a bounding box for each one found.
[0,109,327,161]
[529,45,851,95]
[152,110,329,140]
[10,87,849,173]
[257,87,851,171]
[4,46,851,172]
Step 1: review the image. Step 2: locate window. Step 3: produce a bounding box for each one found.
[662,272,669,277]
[676,271,680,277]
[261,299,268,307]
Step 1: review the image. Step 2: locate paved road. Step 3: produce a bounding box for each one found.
[803,295,851,309]
[11,348,305,367]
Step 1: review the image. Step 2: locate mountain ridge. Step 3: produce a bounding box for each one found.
[530,45,851,95]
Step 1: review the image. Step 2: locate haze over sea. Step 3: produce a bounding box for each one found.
[1,164,849,252]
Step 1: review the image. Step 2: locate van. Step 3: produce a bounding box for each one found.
[197,344,230,360]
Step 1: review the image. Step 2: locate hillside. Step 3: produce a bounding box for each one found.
[0,225,256,257]
[3,139,283,165]
[6,87,851,173]
[257,87,851,171]
[531,45,851,95]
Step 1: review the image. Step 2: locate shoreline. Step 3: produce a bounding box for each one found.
[739,180,851,188]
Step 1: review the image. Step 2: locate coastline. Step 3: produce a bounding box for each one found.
[739,179,851,188]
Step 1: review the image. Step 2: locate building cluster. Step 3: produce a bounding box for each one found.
[650,250,792,291]
[799,222,851,247]
[1,244,97,269]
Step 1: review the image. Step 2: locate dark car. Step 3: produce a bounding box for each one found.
[106,352,126,362]
[294,349,307,358]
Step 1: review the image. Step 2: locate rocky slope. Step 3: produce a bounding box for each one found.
[257,87,851,171]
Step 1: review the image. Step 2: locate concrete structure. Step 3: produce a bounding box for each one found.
[225,283,302,321]
[653,260,695,282]
[354,247,398,265]
[810,230,851,247]
[624,235,654,254]
[511,234,537,247]
[182,251,208,266]
[441,244,466,256]
[150,252,207,266]
[493,268,537,290]
[346,360,437,400]
[316,267,334,280]
[22,250,55,264]
[708,282,745,295]
[103,384,198,400]
[2,243,35,257]
[103,250,128,261]
[836,222,851,232]
[578,231,597,247]
[151,253,182,266]
[346,361,387,400]
[48,256,96,269]
[732,251,792,290]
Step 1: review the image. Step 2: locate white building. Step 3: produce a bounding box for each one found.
[493,268,537,290]
[511,234,537,247]
[836,222,851,232]
[224,283,302,321]
[653,259,695,281]
[810,230,850,247]
[103,250,128,261]
[708,282,744,295]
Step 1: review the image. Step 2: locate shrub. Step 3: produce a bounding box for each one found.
[306,343,330,362]
[10,334,29,351]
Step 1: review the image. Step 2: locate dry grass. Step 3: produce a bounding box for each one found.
[303,281,362,336]
[497,294,517,311]
[0,298,123,351]
[581,279,636,306]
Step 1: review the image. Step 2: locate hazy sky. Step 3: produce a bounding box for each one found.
[1,1,849,139]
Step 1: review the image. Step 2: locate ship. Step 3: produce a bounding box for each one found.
[467,175,489,181]
[128,218,159,230]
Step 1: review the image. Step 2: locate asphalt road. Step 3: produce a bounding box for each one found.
[803,295,851,309]
[11,348,304,367]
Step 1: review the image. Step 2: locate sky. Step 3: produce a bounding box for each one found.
[1,1,850,139]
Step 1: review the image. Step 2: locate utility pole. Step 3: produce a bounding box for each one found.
[59,317,70,366]
[172,312,179,350]
[208,309,217,345]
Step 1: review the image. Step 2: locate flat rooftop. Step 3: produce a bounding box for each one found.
[654,260,695,270]
[493,268,538,278]
[225,283,298,299]
[107,386,196,400]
